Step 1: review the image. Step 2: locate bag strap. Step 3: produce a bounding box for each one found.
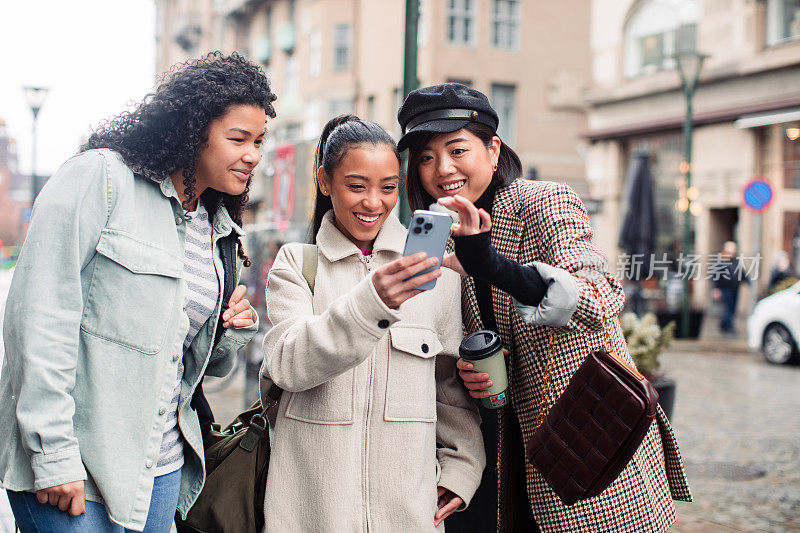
[301,243,319,293]
[261,244,319,416]
[534,280,628,430]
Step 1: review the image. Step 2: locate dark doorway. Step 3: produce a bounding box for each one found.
[708,208,739,255]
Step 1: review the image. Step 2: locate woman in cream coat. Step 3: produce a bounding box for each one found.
[260,116,485,532]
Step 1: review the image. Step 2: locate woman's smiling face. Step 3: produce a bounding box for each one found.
[318,145,400,250]
[416,128,500,204]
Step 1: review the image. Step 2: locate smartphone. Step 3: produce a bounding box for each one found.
[402,210,452,291]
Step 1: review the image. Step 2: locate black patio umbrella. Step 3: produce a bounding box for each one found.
[618,151,658,314]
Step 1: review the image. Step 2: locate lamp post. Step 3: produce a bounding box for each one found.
[399,0,420,226]
[23,86,49,204]
[674,51,706,339]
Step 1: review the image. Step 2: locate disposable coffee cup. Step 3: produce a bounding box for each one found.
[459,330,509,409]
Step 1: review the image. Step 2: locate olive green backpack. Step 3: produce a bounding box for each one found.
[175,244,317,533]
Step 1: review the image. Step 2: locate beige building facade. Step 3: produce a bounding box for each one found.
[586,0,800,314]
[155,0,592,230]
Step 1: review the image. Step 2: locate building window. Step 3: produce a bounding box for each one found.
[491,84,516,146]
[767,0,800,45]
[784,122,800,189]
[367,95,376,122]
[274,123,302,143]
[628,135,684,262]
[624,0,698,78]
[447,0,476,45]
[329,98,355,119]
[334,24,352,72]
[285,53,298,95]
[309,28,321,77]
[492,0,519,49]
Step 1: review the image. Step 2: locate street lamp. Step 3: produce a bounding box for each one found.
[23,86,49,204]
[399,0,420,226]
[674,51,707,339]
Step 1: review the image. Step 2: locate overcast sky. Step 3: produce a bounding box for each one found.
[0,1,157,176]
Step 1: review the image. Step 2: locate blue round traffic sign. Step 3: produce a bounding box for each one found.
[742,178,773,212]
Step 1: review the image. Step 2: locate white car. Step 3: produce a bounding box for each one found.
[747,281,800,364]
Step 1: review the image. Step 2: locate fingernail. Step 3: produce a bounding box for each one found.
[488,381,493,387]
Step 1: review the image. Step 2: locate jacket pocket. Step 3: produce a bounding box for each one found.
[81,229,183,354]
[384,324,442,422]
[283,369,356,425]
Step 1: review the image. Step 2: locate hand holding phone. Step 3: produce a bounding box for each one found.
[402,210,452,291]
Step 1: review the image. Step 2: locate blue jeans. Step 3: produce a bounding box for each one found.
[719,287,739,332]
[7,468,181,533]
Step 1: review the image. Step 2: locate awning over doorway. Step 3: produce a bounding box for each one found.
[734,108,800,129]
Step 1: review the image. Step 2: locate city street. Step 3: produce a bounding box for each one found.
[1,336,798,531]
[664,343,800,533]
[202,339,800,532]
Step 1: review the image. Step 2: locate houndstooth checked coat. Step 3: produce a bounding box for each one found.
[461,179,692,533]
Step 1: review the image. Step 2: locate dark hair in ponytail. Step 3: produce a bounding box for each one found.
[405,122,522,212]
[309,115,400,242]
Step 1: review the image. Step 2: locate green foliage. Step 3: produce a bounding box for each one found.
[620,312,675,377]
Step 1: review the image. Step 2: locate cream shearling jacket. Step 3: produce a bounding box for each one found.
[260,212,485,532]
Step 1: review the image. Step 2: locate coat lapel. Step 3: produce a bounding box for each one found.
[461,275,483,334]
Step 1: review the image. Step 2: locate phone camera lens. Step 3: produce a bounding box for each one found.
[415,217,424,224]
[413,227,422,234]
[424,223,433,230]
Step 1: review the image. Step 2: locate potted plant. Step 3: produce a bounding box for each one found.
[620,312,677,420]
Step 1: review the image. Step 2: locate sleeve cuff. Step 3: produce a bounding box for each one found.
[437,460,483,509]
[346,275,402,338]
[221,305,259,345]
[512,261,579,327]
[452,232,493,280]
[30,447,87,491]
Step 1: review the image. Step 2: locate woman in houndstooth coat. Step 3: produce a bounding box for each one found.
[397,83,691,533]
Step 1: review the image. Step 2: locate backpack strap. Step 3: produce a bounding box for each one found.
[301,243,318,293]
[261,244,318,422]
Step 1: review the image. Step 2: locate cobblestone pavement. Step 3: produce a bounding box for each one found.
[663,345,800,532]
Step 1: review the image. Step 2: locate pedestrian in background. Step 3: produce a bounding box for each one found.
[0,52,269,532]
[712,240,748,335]
[399,83,692,532]
[767,250,795,294]
[260,115,484,531]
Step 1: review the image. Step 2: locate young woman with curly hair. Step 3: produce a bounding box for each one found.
[0,52,276,532]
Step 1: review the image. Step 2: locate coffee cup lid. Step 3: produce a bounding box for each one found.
[459,330,503,360]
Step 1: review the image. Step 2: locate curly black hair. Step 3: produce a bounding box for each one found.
[80,51,277,267]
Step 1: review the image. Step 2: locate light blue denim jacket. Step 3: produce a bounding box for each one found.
[0,149,257,530]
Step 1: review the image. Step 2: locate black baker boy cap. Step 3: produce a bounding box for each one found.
[397,83,499,152]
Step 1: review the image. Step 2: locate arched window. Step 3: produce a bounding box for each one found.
[624,0,698,78]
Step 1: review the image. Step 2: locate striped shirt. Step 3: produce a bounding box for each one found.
[156,201,219,476]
